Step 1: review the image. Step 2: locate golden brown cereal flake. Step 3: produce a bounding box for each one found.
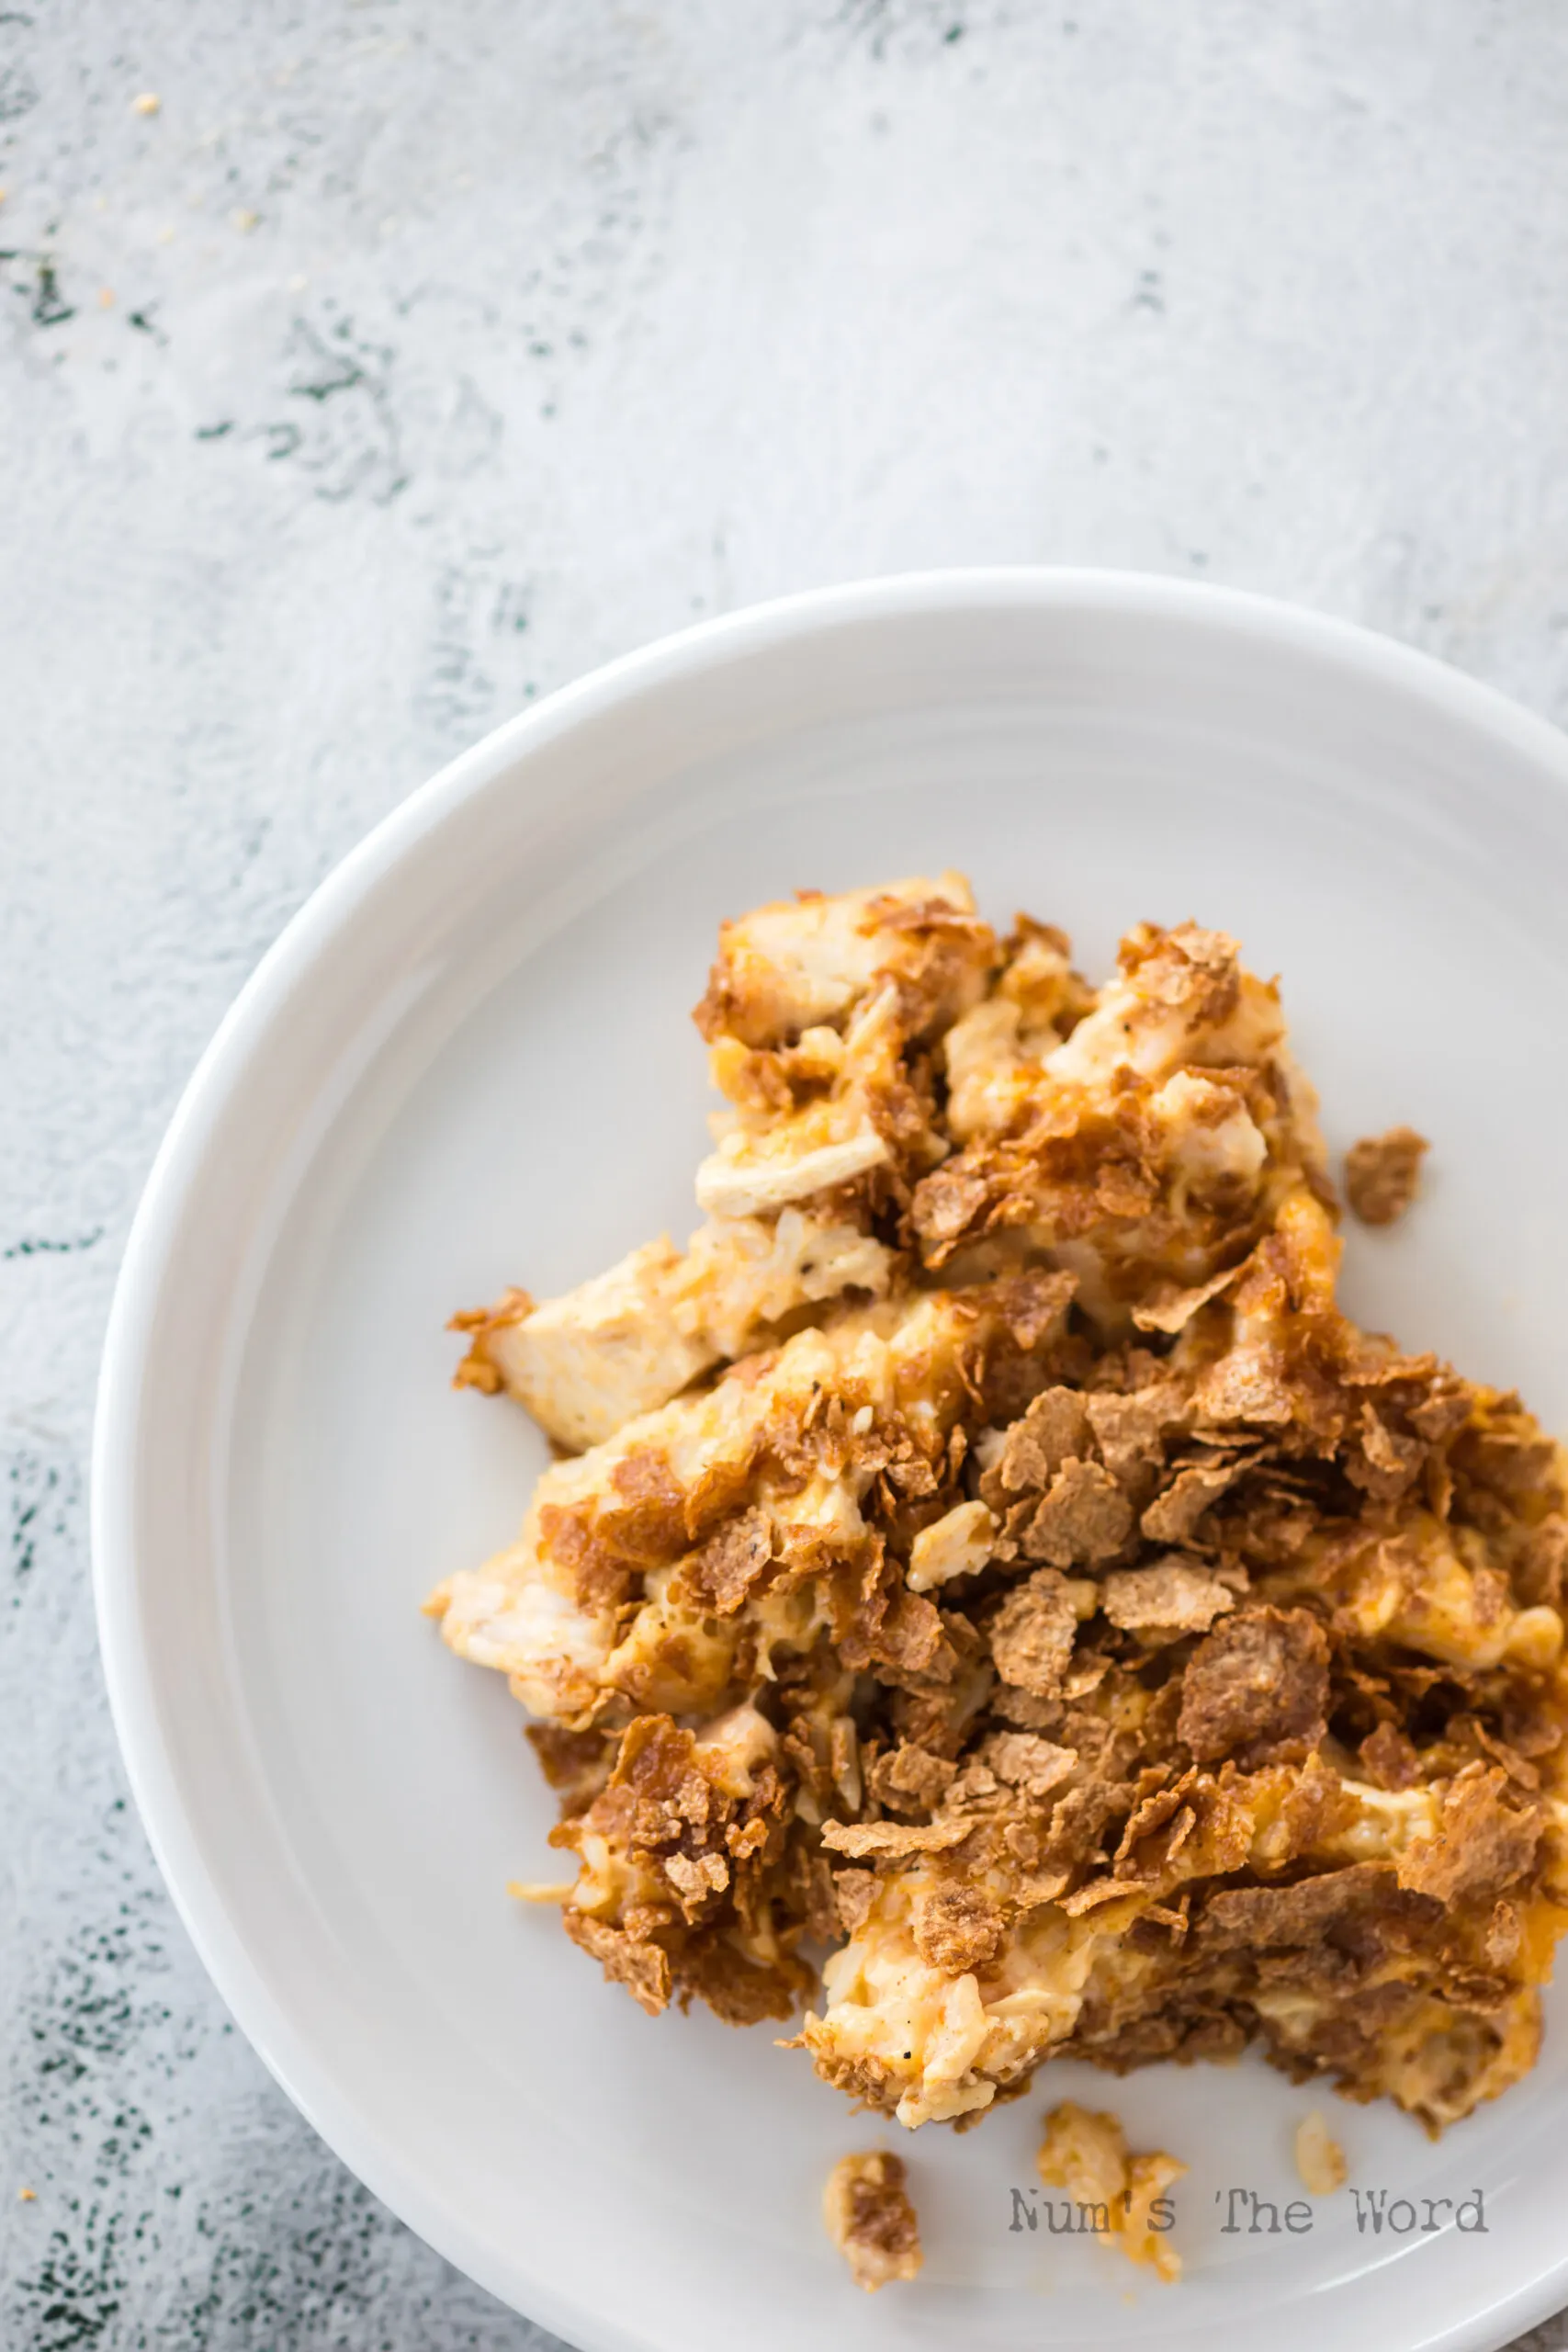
[1395,1765,1543,1905]
[691,1506,776,1613]
[1021,1457,1134,1566]
[913,1883,1007,1973]
[996,1385,1093,1492]
[1345,1125,1428,1227]
[1176,1607,1330,1769]
[819,1816,972,1860]
[988,1569,1080,1698]
[978,1729,1078,1796]
[1100,1559,1235,1639]
[866,1741,958,1814]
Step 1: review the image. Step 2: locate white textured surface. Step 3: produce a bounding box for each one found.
[3,4,1567,2346]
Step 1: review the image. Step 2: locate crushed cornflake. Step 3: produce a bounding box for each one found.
[988,1568,1079,1696]
[427,873,1568,2191]
[820,1816,970,1860]
[822,2149,922,2290]
[1100,1559,1235,1638]
[1345,1125,1428,1227]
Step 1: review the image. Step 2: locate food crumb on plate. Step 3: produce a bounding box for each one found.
[1294,2110,1348,2195]
[822,2148,922,2290]
[1037,2101,1186,2282]
[1344,1124,1428,1226]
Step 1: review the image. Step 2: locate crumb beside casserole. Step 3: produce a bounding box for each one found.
[1344,1124,1429,1229]
[1036,2100,1186,2281]
[821,2149,922,2290]
[426,873,1568,2150]
[1293,2108,1348,2196]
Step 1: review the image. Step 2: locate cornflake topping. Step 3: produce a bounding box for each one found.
[428,873,1568,2180]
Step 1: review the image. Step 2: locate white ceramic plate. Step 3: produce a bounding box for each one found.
[95,572,1568,2352]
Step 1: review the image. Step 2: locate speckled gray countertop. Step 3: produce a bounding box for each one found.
[4,4,1568,2346]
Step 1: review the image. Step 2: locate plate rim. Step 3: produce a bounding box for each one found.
[91,566,1568,2352]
